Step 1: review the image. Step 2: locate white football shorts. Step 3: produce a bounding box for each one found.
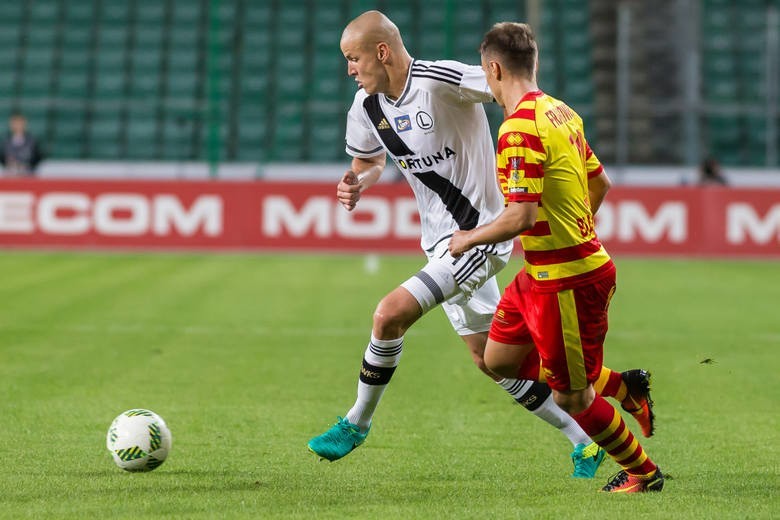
[401,236,513,335]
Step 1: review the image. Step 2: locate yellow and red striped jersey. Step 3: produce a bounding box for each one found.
[496,90,613,291]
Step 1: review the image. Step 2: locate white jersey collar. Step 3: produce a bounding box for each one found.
[383,58,415,107]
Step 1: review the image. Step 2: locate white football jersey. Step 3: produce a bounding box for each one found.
[345,59,506,251]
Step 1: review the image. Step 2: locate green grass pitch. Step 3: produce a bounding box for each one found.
[0,251,777,518]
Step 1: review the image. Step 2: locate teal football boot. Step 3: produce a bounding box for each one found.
[308,417,370,461]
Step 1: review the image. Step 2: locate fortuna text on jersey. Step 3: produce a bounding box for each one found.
[398,146,457,171]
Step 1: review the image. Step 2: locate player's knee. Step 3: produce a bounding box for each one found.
[372,302,411,339]
[470,352,492,376]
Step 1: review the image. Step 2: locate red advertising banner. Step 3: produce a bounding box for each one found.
[0,179,778,257]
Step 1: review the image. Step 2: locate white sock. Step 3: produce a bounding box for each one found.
[345,335,403,432]
[498,378,591,447]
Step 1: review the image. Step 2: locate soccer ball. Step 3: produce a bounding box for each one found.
[106,409,172,472]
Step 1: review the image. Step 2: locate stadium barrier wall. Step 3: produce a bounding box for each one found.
[0,179,778,257]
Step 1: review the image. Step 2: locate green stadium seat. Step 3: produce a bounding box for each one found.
[134,0,165,21]
[745,116,768,165]
[124,112,158,159]
[98,25,128,48]
[23,47,55,70]
[172,2,202,22]
[0,69,13,93]
[30,0,59,21]
[563,81,594,107]
[217,2,236,25]
[0,3,22,22]
[89,112,122,159]
[102,2,129,23]
[126,113,156,138]
[166,73,198,101]
[0,21,19,47]
[270,101,304,161]
[561,8,589,27]
[309,103,344,161]
[347,0,379,19]
[707,116,741,148]
[157,119,192,160]
[94,76,125,103]
[57,70,88,99]
[703,55,735,77]
[708,82,739,103]
[239,116,267,140]
[244,3,272,25]
[131,47,162,74]
[64,0,95,20]
[561,52,591,77]
[310,75,341,100]
[20,72,52,98]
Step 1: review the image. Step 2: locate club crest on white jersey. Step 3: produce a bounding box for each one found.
[345,59,506,251]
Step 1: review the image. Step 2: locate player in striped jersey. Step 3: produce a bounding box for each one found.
[449,22,664,493]
[307,10,610,474]
[307,11,652,479]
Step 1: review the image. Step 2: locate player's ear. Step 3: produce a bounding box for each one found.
[490,61,502,81]
[377,42,389,62]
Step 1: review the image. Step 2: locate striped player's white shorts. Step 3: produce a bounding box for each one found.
[401,235,513,335]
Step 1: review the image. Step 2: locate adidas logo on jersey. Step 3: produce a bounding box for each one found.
[377,118,391,130]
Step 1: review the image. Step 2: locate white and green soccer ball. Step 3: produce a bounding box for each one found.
[106,409,172,472]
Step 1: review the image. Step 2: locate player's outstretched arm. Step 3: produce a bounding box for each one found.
[337,154,386,211]
[448,201,537,257]
[588,170,612,215]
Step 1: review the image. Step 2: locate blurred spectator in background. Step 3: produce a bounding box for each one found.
[699,157,728,186]
[1,113,44,176]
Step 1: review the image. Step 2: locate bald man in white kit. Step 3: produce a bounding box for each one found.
[307,10,610,478]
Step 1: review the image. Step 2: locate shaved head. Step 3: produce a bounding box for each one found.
[340,10,412,98]
[341,10,403,51]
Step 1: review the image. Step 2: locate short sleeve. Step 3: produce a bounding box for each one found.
[584,141,604,179]
[413,60,493,105]
[345,92,384,158]
[454,62,494,104]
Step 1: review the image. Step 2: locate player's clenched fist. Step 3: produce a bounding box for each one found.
[448,230,473,258]
[337,170,361,211]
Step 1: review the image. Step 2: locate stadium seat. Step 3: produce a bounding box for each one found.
[0,67,14,94]
[50,107,86,158]
[745,115,768,165]
[270,101,304,161]
[89,111,123,159]
[0,3,22,23]
[707,116,741,148]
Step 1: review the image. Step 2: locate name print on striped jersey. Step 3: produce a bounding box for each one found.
[544,103,576,127]
[397,146,457,171]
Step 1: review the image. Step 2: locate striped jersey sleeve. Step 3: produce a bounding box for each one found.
[411,60,494,104]
[345,90,385,158]
[585,141,604,179]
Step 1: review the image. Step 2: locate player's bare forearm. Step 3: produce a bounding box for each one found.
[352,155,386,190]
[337,154,386,211]
[449,202,536,257]
[588,171,612,215]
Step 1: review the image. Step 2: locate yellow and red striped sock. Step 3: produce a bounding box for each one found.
[573,394,657,477]
[593,367,627,401]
